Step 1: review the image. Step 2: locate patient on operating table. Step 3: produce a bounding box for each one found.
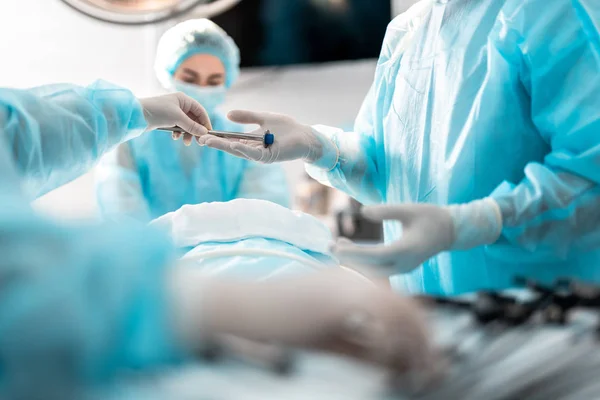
[151,199,441,384]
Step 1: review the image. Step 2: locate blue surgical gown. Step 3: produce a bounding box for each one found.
[95,111,290,223]
[307,0,600,295]
[0,81,185,398]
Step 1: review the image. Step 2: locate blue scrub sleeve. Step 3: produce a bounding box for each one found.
[0,81,190,397]
[0,81,148,198]
[305,86,386,206]
[304,11,417,206]
[96,142,153,223]
[488,0,600,259]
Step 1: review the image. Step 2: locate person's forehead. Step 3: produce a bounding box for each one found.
[178,54,225,73]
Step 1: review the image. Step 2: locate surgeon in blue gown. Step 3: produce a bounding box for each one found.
[199,0,600,295]
[0,82,209,398]
[0,81,434,398]
[96,19,289,223]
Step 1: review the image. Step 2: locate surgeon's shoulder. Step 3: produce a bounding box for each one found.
[387,0,432,34]
[498,0,598,39]
[496,0,598,61]
[379,0,432,63]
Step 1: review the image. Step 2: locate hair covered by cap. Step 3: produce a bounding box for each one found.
[155,19,240,89]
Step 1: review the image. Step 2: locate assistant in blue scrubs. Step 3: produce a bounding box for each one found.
[96,19,289,222]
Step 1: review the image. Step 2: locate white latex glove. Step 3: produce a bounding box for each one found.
[196,110,339,169]
[333,199,503,276]
[169,267,438,379]
[139,93,212,146]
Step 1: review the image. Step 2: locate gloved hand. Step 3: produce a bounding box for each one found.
[169,268,439,380]
[333,199,503,276]
[196,110,339,169]
[139,93,212,146]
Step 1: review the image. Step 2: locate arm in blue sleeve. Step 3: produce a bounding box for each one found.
[0,81,148,198]
[304,9,421,206]
[238,161,291,207]
[305,83,385,206]
[96,143,152,223]
[488,0,600,259]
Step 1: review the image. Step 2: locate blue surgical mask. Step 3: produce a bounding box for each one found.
[170,79,227,111]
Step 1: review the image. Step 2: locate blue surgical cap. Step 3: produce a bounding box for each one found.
[155,19,240,89]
